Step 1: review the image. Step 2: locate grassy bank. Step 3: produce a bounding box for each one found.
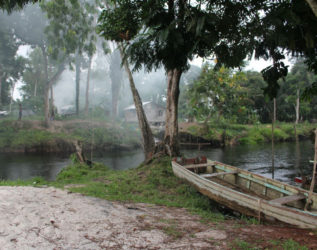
[0,119,141,152]
[0,158,311,249]
[54,157,225,222]
[0,157,225,222]
[182,122,316,146]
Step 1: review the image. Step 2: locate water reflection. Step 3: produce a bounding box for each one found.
[0,141,314,184]
[0,153,70,181]
[92,149,144,171]
[0,149,145,181]
[182,140,314,185]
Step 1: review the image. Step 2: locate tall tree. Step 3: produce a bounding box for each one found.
[0,17,25,108]
[2,3,67,124]
[21,48,46,112]
[98,1,155,161]
[188,64,249,124]
[98,0,261,156]
[41,0,97,116]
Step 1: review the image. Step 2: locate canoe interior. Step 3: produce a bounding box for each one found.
[182,160,317,212]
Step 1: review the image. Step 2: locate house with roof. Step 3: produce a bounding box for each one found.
[124,101,165,126]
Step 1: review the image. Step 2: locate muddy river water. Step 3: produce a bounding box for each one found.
[0,140,314,185]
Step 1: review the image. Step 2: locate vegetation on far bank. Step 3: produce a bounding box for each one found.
[0,116,315,153]
[181,121,316,146]
[0,118,141,152]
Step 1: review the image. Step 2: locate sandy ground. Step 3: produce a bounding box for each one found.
[0,186,227,249]
[1,186,317,250]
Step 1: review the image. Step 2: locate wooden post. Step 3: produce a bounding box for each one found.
[271,99,276,179]
[305,129,317,211]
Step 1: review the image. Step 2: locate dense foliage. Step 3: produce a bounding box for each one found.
[0,15,25,108]
[182,61,317,124]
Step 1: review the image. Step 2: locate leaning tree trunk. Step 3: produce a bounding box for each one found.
[85,55,92,116]
[305,0,317,17]
[119,45,155,161]
[164,68,182,157]
[295,89,300,125]
[75,52,81,116]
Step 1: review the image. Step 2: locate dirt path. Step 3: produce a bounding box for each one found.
[0,186,316,249]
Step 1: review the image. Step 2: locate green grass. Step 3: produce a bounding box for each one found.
[232,239,260,250]
[0,157,311,249]
[50,157,225,222]
[0,176,47,186]
[282,239,309,250]
[0,120,141,152]
[186,122,315,146]
[231,238,308,250]
[0,127,70,149]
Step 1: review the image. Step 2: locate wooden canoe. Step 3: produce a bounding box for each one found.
[171,158,317,229]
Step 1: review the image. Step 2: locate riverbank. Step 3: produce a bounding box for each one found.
[179,122,316,146]
[0,119,141,153]
[1,158,315,249]
[0,119,314,153]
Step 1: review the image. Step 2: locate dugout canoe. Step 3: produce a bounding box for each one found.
[171,158,317,229]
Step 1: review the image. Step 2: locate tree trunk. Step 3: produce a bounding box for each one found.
[164,68,182,157]
[0,73,2,108]
[0,66,4,108]
[118,45,155,161]
[9,82,15,113]
[272,99,276,179]
[75,52,81,116]
[41,45,65,126]
[305,0,317,17]
[85,55,92,116]
[41,46,50,126]
[50,85,54,113]
[273,97,277,122]
[110,50,123,119]
[34,79,37,97]
[295,89,300,125]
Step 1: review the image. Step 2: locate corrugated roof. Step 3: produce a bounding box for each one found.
[124,101,152,111]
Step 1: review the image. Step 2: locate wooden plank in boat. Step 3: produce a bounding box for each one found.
[200,171,238,178]
[184,163,215,169]
[270,194,306,205]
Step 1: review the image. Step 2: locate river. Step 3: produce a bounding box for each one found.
[0,140,315,185]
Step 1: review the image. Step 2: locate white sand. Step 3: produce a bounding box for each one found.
[0,186,227,249]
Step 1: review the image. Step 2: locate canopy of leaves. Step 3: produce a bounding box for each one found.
[0,16,25,105]
[40,0,97,60]
[98,0,317,99]
[187,64,251,123]
[0,0,38,12]
[98,0,261,72]
[97,1,140,42]
[254,0,317,98]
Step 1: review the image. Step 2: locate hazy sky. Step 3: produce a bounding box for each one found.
[14,46,291,101]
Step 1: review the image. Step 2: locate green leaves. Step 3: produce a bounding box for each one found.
[41,0,96,59]
[261,60,288,100]
[97,2,141,42]
[302,82,317,101]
